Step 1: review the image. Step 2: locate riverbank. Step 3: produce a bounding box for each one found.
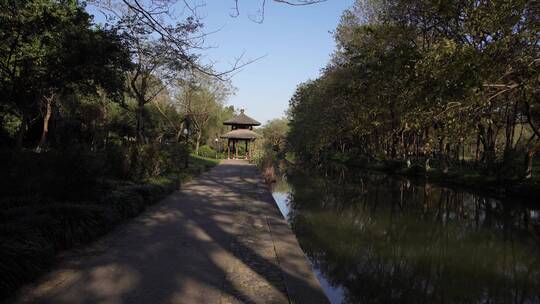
[357,159,540,202]
[0,153,219,300]
[271,165,540,304]
[11,160,328,304]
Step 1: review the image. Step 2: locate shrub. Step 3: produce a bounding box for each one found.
[0,148,104,200]
[0,143,203,299]
[106,142,132,179]
[197,145,216,158]
[129,142,189,180]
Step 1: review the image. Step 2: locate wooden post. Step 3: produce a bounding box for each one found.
[235,140,238,158]
[227,139,230,159]
[245,140,248,160]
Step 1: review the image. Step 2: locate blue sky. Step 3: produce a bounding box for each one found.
[89,0,354,124]
[196,0,354,124]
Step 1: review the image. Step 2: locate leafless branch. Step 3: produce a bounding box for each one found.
[231,0,326,23]
[89,0,319,80]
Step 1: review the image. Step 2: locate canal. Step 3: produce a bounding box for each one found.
[271,167,540,304]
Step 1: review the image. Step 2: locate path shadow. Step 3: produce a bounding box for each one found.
[12,161,327,304]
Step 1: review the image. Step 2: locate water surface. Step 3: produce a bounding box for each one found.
[271,168,540,304]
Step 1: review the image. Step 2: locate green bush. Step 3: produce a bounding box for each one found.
[128,142,189,180]
[197,145,216,158]
[106,142,132,179]
[0,201,111,297]
[0,144,202,299]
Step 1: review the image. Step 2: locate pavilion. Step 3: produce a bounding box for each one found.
[220,110,260,159]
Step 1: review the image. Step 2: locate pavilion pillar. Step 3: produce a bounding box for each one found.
[235,140,239,158]
[245,140,248,160]
[227,139,231,159]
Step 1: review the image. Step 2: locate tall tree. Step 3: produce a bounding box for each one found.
[175,73,233,154]
[0,0,131,150]
[287,0,540,178]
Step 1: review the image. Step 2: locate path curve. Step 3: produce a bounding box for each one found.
[13,160,328,304]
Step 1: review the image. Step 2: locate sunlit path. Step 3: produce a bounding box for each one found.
[13,160,327,304]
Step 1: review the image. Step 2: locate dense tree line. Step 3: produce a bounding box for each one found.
[0,0,236,296]
[0,0,131,149]
[287,0,540,179]
[0,0,236,178]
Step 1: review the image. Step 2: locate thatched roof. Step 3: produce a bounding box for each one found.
[220,129,260,140]
[223,110,261,126]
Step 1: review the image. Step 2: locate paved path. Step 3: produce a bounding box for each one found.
[14,160,328,304]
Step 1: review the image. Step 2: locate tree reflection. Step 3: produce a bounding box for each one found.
[285,168,540,304]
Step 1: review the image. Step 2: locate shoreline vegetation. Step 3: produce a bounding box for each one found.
[271,164,540,304]
[0,151,219,299]
[262,157,540,203]
[351,159,540,201]
[285,0,540,205]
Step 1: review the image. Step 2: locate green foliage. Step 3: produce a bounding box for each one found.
[287,0,540,180]
[197,145,217,158]
[0,0,131,149]
[130,143,187,180]
[174,73,235,154]
[186,154,220,175]
[253,118,289,169]
[262,118,289,156]
[0,0,228,299]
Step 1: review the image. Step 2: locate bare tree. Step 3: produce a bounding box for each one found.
[90,0,325,76]
[229,0,327,23]
[89,0,268,80]
[126,39,179,143]
[88,0,322,143]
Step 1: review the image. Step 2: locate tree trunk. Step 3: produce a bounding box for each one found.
[100,93,109,151]
[475,130,481,163]
[525,149,535,179]
[503,101,518,165]
[438,136,448,173]
[390,106,398,158]
[136,100,145,143]
[176,129,183,142]
[36,93,55,152]
[15,114,27,150]
[195,131,202,155]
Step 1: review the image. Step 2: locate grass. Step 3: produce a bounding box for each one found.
[0,152,220,300]
[181,153,221,182]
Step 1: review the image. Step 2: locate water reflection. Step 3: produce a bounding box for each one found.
[271,168,540,304]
